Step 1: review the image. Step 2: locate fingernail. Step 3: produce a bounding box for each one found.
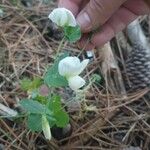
[77,12,92,31]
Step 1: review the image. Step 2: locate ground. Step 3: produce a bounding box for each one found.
[0,0,150,150]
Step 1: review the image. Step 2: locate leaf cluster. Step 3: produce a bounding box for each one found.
[20,54,70,132]
[20,95,69,132]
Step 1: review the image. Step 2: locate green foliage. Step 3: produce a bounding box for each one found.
[20,99,52,115]
[27,114,42,131]
[20,79,31,91]
[64,25,81,42]
[54,110,69,127]
[32,94,48,105]
[91,74,102,83]
[31,77,43,89]
[44,53,68,87]
[46,114,56,127]
[48,95,69,127]
[20,95,69,131]
[20,77,43,92]
[48,95,62,111]
[19,53,70,136]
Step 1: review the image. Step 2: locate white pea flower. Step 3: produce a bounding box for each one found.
[58,57,89,91]
[48,8,77,27]
[42,115,51,140]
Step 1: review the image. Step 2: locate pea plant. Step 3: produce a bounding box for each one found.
[19,8,89,140]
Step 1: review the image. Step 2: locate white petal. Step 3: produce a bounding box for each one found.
[58,57,81,77]
[68,76,85,91]
[48,8,76,27]
[42,115,51,140]
[78,59,89,74]
[48,8,67,27]
[64,8,77,27]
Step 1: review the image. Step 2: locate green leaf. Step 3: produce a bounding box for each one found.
[44,53,68,87]
[91,74,102,85]
[27,114,42,132]
[20,78,31,91]
[48,95,62,112]
[20,99,52,115]
[20,77,43,92]
[33,95,48,105]
[46,115,56,127]
[31,77,43,90]
[55,110,69,127]
[48,95,69,127]
[64,25,81,42]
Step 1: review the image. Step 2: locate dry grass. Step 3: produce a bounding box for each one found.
[0,1,150,150]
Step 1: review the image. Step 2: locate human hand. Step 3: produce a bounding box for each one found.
[58,0,150,49]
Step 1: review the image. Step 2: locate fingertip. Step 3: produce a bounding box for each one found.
[91,25,115,47]
[77,38,95,50]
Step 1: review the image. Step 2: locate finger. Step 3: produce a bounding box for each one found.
[58,0,83,16]
[79,6,138,49]
[123,0,150,15]
[76,0,126,32]
[78,34,95,50]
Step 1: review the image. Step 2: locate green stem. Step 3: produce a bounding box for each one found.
[55,37,65,58]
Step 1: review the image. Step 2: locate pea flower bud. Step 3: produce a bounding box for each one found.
[48,8,77,27]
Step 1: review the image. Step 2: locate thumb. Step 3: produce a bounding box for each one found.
[77,0,126,32]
